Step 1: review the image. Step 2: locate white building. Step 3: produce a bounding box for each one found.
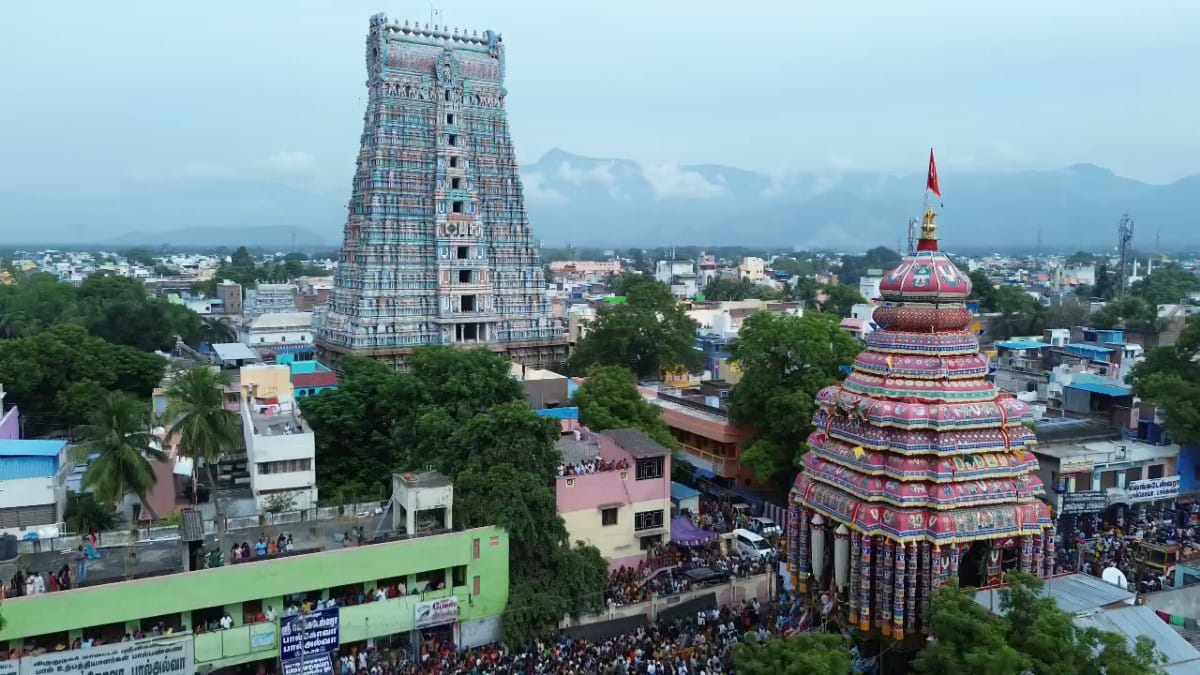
[246,312,314,349]
[737,257,766,282]
[688,299,802,339]
[654,260,695,285]
[0,440,70,534]
[240,365,318,510]
[244,283,298,319]
[858,269,884,302]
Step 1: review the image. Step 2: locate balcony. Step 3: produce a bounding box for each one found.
[194,622,279,667]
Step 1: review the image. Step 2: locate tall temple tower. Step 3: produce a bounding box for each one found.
[788,208,1053,640]
[316,14,568,370]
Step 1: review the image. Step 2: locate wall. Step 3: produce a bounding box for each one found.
[0,526,510,642]
[560,496,667,564]
[0,476,55,510]
[240,365,294,400]
[1178,446,1200,494]
[559,573,772,629]
[248,327,314,346]
[0,405,19,440]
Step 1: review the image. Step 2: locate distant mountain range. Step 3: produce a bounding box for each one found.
[1,150,1197,251]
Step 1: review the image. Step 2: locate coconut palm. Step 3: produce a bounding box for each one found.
[164,366,242,502]
[72,391,165,520]
[199,316,237,345]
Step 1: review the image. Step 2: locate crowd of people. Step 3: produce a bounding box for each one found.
[332,593,870,675]
[557,456,630,477]
[604,541,776,607]
[3,542,92,598]
[230,532,296,562]
[1056,504,1200,594]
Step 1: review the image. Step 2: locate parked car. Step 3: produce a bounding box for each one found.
[684,566,729,586]
[732,528,774,560]
[749,516,782,538]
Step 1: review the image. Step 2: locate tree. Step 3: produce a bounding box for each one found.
[301,348,609,642]
[72,391,165,520]
[1131,264,1200,306]
[968,269,997,310]
[572,366,676,449]
[915,573,1165,675]
[164,366,243,504]
[734,633,852,675]
[728,313,862,484]
[702,278,780,302]
[1131,317,1200,445]
[199,316,237,344]
[1094,263,1117,301]
[818,284,865,317]
[839,246,901,286]
[0,324,166,435]
[1044,296,1090,330]
[64,492,118,534]
[989,286,1047,340]
[570,281,701,378]
[608,272,653,297]
[770,256,815,278]
[1091,296,1160,334]
[790,276,822,309]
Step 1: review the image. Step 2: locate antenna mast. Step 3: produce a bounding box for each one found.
[906,216,918,255]
[1116,213,1134,298]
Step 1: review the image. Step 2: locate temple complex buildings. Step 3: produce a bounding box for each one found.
[316,15,566,370]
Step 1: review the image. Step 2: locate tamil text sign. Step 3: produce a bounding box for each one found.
[1060,491,1108,515]
[1128,476,1181,503]
[280,608,339,675]
[27,635,193,675]
[414,597,459,629]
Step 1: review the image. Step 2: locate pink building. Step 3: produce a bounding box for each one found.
[556,429,672,569]
[0,386,19,440]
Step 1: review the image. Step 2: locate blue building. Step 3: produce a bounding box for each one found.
[0,439,69,530]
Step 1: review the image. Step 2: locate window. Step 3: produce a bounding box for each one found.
[602,508,618,526]
[452,565,467,587]
[446,113,455,125]
[444,89,451,101]
[449,157,459,168]
[1100,470,1119,489]
[456,246,469,260]
[452,200,464,213]
[458,269,471,283]
[258,459,312,475]
[473,538,480,559]
[639,534,662,550]
[451,177,462,189]
[1148,464,1165,480]
[635,456,664,481]
[1125,467,1141,486]
[460,295,476,312]
[448,134,458,147]
[473,576,481,596]
[634,509,664,532]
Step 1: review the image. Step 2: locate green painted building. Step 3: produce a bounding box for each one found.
[0,527,509,672]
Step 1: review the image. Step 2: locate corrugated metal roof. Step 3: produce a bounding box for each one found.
[179,509,205,542]
[0,439,67,458]
[0,456,57,480]
[995,340,1049,350]
[1165,659,1200,674]
[1076,605,1200,666]
[671,482,701,502]
[604,429,671,458]
[975,573,1134,616]
[211,342,259,362]
[1067,382,1134,397]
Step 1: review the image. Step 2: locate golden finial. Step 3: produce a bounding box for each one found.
[921,208,938,241]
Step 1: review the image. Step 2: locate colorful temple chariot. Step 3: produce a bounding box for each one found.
[787,208,1054,640]
[316,14,567,370]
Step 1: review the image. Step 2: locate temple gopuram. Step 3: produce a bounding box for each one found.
[787,208,1054,640]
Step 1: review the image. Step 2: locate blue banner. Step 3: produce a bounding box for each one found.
[280,608,339,675]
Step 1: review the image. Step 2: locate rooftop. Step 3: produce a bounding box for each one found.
[1034,418,1122,445]
[395,470,452,489]
[604,429,670,458]
[211,342,259,362]
[1076,605,1200,667]
[292,372,339,389]
[671,482,701,502]
[0,439,68,458]
[994,339,1050,351]
[974,573,1133,616]
[1066,381,1133,397]
[555,435,599,465]
[1035,439,1180,465]
[249,312,313,331]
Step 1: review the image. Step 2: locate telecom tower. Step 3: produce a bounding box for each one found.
[1116,213,1134,298]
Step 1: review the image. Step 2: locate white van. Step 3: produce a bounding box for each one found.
[732,528,773,560]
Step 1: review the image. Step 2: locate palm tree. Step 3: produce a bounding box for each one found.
[199,316,237,345]
[165,367,242,504]
[72,391,165,520]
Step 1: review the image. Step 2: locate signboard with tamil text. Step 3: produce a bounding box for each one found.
[415,597,459,629]
[280,608,339,675]
[26,634,193,675]
[1060,491,1108,515]
[1128,476,1181,504]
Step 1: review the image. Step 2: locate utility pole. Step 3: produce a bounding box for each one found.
[1116,213,1134,298]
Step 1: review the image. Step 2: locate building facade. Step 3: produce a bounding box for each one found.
[316,15,566,370]
[240,365,318,510]
[0,527,510,672]
[0,439,69,533]
[555,430,672,569]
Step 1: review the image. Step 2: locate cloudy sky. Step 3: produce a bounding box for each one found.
[1,0,1197,198]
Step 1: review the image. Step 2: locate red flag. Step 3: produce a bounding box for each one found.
[926,148,942,198]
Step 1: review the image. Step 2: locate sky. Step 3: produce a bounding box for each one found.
[1,0,1198,199]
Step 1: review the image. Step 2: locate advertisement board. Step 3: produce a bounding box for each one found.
[26,635,193,675]
[1128,476,1181,504]
[415,597,459,629]
[1060,491,1108,515]
[280,608,339,675]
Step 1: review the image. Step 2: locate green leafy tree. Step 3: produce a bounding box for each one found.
[1131,264,1200,306]
[702,278,780,302]
[989,286,1047,340]
[819,284,865,317]
[733,633,852,675]
[572,366,676,449]
[63,492,119,534]
[0,324,166,435]
[199,316,237,344]
[570,281,701,378]
[770,256,816,278]
[916,573,1165,675]
[790,276,822,309]
[164,367,243,503]
[968,269,998,310]
[1092,296,1160,334]
[728,313,862,484]
[1044,296,1091,330]
[72,391,165,520]
[838,246,901,286]
[607,272,654,296]
[1094,263,1117,301]
[1131,317,1200,445]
